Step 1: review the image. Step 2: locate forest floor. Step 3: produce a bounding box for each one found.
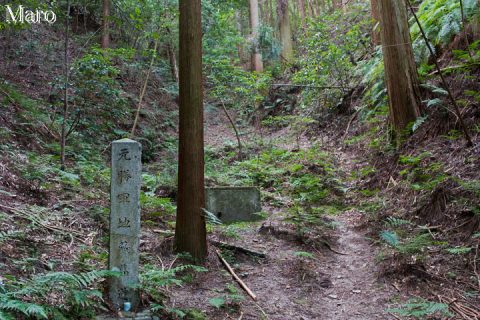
[162,106,401,319]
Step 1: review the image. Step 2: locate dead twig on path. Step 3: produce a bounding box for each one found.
[215,249,257,301]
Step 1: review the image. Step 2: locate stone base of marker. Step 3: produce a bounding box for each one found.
[205,187,262,223]
[96,310,159,320]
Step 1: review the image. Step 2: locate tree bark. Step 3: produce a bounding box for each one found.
[298,0,306,29]
[249,0,264,72]
[378,0,421,135]
[370,0,380,45]
[278,0,294,63]
[101,0,110,48]
[175,0,207,263]
[60,0,71,171]
[472,0,480,39]
[167,43,179,83]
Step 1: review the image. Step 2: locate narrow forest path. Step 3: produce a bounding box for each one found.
[168,108,400,319]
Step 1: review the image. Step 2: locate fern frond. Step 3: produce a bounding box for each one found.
[385,217,411,227]
[0,299,48,319]
[0,310,15,320]
[380,230,400,247]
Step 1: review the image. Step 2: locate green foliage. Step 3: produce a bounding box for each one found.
[445,246,472,254]
[208,283,244,310]
[398,152,449,191]
[294,3,372,109]
[410,0,479,62]
[0,230,23,243]
[68,47,131,138]
[381,228,434,261]
[139,263,207,308]
[294,251,315,260]
[0,270,120,319]
[388,298,452,319]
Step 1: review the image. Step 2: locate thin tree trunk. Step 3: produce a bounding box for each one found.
[473,0,480,39]
[60,0,71,171]
[278,0,294,63]
[370,0,380,45]
[130,40,158,138]
[167,43,179,83]
[249,0,264,72]
[101,0,110,48]
[221,101,243,159]
[298,0,306,28]
[175,0,207,263]
[378,0,421,136]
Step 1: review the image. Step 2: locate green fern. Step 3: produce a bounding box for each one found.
[381,231,433,256]
[410,0,479,62]
[0,270,120,319]
[380,230,400,247]
[385,217,412,227]
[140,263,207,312]
[388,298,452,318]
[0,230,22,243]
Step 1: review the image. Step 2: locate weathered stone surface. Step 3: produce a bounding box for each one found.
[96,310,155,320]
[109,139,142,311]
[205,187,262,223]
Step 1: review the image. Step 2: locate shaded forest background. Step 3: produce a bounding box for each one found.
[0,0,479,319]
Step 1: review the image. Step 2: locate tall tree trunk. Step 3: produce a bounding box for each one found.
[278,0,294,63]
[298,0,306,28]
[101,0,110,48]
[249,0,264,72]
[175,0,207,263]
[378,0,421,135]
[370,0,380,45]
[307,0,317,17]
[60,0,71,171]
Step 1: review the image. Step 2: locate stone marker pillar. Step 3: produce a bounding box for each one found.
[109,139,142,311]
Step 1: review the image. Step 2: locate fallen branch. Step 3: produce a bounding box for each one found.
[210,240,267,258]
[271,84,349,90]
[215,249,257,301]
[342,109,361,141]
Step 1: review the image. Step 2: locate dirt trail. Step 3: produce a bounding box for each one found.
[319,210,396,319]
[168,109,398,319]
[169,209,397,319]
